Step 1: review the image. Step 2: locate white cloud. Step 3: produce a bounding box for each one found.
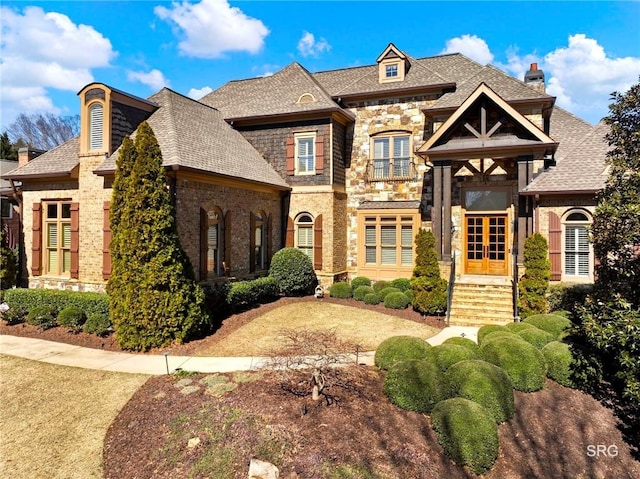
[187,86,213,100]
[441,34,494,65]
[0,5,116,129]
[297,31,331,57]
[127,69,170,91]
[154,0,269,58]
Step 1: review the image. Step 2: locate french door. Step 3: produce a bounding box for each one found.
[465,215,508,275]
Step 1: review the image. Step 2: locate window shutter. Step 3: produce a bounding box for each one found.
[286,216,294,247]
[70,203,79,279]
[31,203,42,276]
[266,214,273,267]
[199,208,208,280]
[250,213,256,272]
[313,214,323,270]
[102,201,111,280]
[315,135,324,174]
[286,137,295,175]
[224,211,232,274]
[548,212,562,280]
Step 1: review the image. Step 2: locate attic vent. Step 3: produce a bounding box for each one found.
[89,103,104,150]
[296,93,316,104]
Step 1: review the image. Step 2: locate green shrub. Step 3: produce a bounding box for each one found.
[445,359,515,423]
[410,276,448,315]
[480,337,547,392]
[363,293,380,305]
[503,322,536,333]
[0,228,18,289]
[377,287,401,301]
[83,312,112,337]
[383,360,445,413]
[518,233,551,318]
[523,313,572,339]
[403,290,413,302]
[431,398,499,474]
[384,291,410,310]
[372,281,390,293]
[442,336,479,353]
[329,281,353,299]
[517,327,555,350]
[542,341,575,387]
[481,330,520,346]
[57,306,87,332]
[268,247,317,296]
[477,325,505,344]
[4,288,109,318]
[27,305,58,330]
[353,285,374,301]
[426,344,477,372]
[389,278,411,292]
[350,276,371,289]
[227,277,279,307]
[374,335,432,371]
[547,283,593,313]
[1,305,27,325]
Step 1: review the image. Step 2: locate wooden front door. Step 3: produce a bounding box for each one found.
[465,215,508,275]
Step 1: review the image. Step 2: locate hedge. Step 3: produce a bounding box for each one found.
[227,276,278,307]
[384,291,410,309]
[523,313,572,339]
[542,341,575,387]
[4,288,109,318]
[353,285,375,301]
[374,335,432,371]
[480,336,547,392]
[383,359,446,413]
[27,305,58,330]
[426,343,478,372]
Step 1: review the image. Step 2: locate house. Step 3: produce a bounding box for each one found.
[5,43,608,324]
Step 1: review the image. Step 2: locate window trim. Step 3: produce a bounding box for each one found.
[294,132,316,176]
[42,200,73,277]
[205,207,224,279]
[562,209,593,281]
[379,59,405,83]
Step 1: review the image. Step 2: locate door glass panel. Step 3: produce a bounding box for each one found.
[465,191,508,211]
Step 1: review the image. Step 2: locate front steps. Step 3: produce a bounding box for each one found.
[448,276,515,326]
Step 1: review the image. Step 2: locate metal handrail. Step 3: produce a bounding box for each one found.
[366,157,418,182]
[445,251,456,326]
[512,251,520,322]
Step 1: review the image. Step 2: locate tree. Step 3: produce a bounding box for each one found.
[1,132,18,160]
[107,122,211,351]
[7,113,79,151]
[0,227,18,289]
[410,229,448,315]
[517,233,551,318]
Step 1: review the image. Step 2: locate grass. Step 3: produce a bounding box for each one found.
[196,302,440,356]
[0,354,148,479]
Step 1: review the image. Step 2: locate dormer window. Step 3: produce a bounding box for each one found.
[385,64,399,78]
[377,43,409,84]
[89,103,104,150]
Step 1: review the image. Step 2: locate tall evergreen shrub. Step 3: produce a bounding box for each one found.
[410,229,447,315]
[517,233,550,318]
[0,227,18,289]
[107,122,210,351]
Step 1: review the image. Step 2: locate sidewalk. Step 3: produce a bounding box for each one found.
[0,326,478,375]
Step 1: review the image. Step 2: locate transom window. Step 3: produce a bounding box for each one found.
[89,103,103,150]
[295,133,315,174]
[44,201,72,276]
[370,134,411,181]
[564,211,591,277]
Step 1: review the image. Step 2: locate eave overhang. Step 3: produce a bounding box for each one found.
[336,82,456,103]
[225,107,355,127]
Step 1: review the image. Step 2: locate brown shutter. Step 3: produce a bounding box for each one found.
[286,137,295,175]
[313,214,323,270]
[315,135,324,174]
[285,216,294,247]
[266,213,273,267]
[224,211,232,274]
[102,201,111,280]
[199,208,208,280]
[249,212,256,272]
[548,212,562,280]
[31,203,42,276]
[70,203,79,279]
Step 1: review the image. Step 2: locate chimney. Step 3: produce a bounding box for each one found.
[524,63,545,93]
[18,147,44,168]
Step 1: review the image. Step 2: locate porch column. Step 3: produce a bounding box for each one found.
[517,155,534,264]
[433,163,442,258]
[442,161,452,261]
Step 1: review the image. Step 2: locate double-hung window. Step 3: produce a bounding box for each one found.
[44,202,72,276]
[296,214,314,261]
[371,134,411,180]
[295,134,315,174]
[564,212,590,277]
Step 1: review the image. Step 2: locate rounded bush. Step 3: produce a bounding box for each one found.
[517,327,555,350]
[383,359,445,413]
[2,305,27,325]
[350,276,371,289]
[426,343,477,372]
[480,337,547,391]
[389,278,411,292]
[477,325,505,344]
[403,290,414,302]
[384,291,410,310]
[375,335,432,370]
[268,247,317,296]
[27,305,58,330]
[83,312,112,337]
[442,336,479,353]
[329,281,353,299]
[523,314,572,339]
[57,306,87,332]
[542,341,575,387]
[372,280,390,293]
[431,398,499,474]
[363,293,380,305]
[481,330,520,346]
[353,285,374,301]
[377,287,401,301]
[503,322,536,333]
[445,360,514,423]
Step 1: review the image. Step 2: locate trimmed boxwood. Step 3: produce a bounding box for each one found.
[329,281,353,299]
[383,359,446,413]
[57,306,87,332]
[477,325,506,345]
[480,336,547,392]
[4,288,109,318]
[442,336,480,353]
[481,330,520,346]
[376,287,401,301]
[375,335,432,370]
[445,359,515,424]
[384,291,410,309]
[227,276,278,307]
[523,313,572,339]
[350,276,372,289]
[363,293,380,305]
[403,290,414,302]
[517,327,555,350]
[542,341,575,387]
[268,247,317,296]
[83,312,112,337]
[353,285,375,301]
[426,343,477,372]
[503,322,536,333]
[389,278,411,292]
[372,280,390,293]
[431,398,499,474]
[27,305,58,330]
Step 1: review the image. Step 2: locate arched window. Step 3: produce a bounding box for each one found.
[295,214,314,261]
[207,209,222,277]
[253,210,266,270]
[89,103,104,150]
[564,210,591,277]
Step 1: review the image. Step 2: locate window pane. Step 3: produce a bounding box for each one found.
[300,247,313,262]
[365,246,376,264]
[394,158,409,177]
[373,159,389,179]
[47,204,57,219]
[297,138,314,173]
[401,226,413,246]
[577,227,589,251]
[578,253,589,275]
[47,224,58,248]
[381,247,396,265]
[61,223,71,248]
[565,254,576,275]
[373,138,389,159]
[380,226,396,245]
[63,250,71,273]
[365,226,376,244]
[48,250,58,272]
[62,203,71,219]
[298,226,313,247]
[208,225,218,248]
[465,190,508,211]
[401,247,413,266]
[255,226,262,246]
[393,136,409,158]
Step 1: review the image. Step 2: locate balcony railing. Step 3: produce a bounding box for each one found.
[366,157,418,182]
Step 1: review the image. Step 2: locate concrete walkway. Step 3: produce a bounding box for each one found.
[0,326,478,375]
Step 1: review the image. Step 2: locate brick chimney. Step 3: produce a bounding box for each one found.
[524,63,545,93]
[18,147,44,167]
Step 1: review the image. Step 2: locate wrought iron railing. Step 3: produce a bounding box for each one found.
[445,251,456,326]
[366,157,418,182]
[512,250,520,322]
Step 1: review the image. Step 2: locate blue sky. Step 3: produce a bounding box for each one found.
[1,0,639,132]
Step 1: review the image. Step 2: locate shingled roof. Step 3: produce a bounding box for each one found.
[97,88,289,189]
[4,137,80,179]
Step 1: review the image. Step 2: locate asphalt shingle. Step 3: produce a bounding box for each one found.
[4,138,80,179]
